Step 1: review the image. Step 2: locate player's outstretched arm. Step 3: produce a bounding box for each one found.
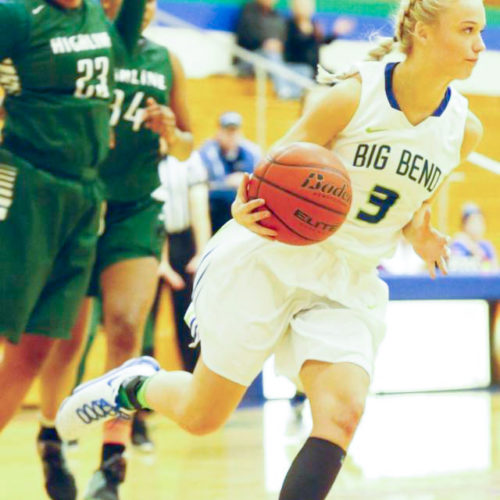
[403,205,450,279]
[403,111,484,278]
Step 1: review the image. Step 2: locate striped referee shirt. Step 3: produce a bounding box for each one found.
[153,152,208,234]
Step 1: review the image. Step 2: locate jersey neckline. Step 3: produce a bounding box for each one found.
[384,62,451,122]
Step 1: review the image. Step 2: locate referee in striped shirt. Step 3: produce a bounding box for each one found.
[153,152,212,371]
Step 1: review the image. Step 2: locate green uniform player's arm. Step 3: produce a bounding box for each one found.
[0,1,30,59]
[114,0,147,53]
[165,52,193,160]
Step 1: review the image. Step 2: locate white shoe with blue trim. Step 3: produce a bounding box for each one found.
[56,356,160,441]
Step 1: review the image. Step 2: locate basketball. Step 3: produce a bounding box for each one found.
[247,142,352,246]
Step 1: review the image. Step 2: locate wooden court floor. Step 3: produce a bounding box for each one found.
[2,392,500,500]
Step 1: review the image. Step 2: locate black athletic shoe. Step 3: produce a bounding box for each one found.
[37,439,77,500]
[131,412,154,453]
[84,454,126,500]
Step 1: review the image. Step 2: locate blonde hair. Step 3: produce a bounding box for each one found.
[317,0,451,84]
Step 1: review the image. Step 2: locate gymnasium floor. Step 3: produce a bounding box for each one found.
[2,391,500,499]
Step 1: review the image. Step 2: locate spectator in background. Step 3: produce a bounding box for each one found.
[285,0,356,75]
[198,111,261,188]
[235,0,307,98]
[449,202,498,273]
[236,0,286,56]
[153,152,212,372]
[198,112,261,231]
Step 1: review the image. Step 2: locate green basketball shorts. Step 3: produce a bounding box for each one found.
[0,148,103,344]
[88,196,164,296]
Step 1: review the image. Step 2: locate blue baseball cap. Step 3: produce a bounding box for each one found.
[461,202,482,222]
[219,111,242,128]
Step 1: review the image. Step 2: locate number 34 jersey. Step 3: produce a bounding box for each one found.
[324,61,469,267]
[0,0,115,177]
[99,37,174,202]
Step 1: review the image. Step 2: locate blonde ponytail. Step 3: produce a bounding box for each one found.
[366,37,397,61]
[317,0,449,85]
[315,36,397,85]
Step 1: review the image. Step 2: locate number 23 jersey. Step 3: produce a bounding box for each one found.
[326,61,469,267]
[0,0,121,177]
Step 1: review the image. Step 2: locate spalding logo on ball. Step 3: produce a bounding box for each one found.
[247,142,352,246]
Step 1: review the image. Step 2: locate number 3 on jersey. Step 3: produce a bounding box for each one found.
[357,185,400,224]
[110,90,145,131]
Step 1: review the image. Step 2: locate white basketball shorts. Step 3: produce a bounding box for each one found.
[184,221,388,387]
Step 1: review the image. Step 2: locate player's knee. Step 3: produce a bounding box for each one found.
[106,312,142,354]
[315,394,365,440]
[330,396,365,438]
[13,342,52,375]
[179,414,225,436]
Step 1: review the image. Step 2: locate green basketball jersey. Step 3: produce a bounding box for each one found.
[99,37,174,202]
[0,0,144,179]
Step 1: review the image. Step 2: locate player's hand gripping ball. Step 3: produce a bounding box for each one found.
[247,142,352,245]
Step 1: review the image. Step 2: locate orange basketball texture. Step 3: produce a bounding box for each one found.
[247,142,352,245]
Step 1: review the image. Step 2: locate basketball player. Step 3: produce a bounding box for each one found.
[0,0,148,498]
[56,1,486,499]
[35,0,193,498]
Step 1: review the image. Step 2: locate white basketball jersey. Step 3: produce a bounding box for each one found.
[322,61,469,267]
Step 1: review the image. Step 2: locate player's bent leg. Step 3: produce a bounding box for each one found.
[56,355,247,440]
[0,334,55,432]
[278,360,370,500]
[100,257,159,369]
[143,356,248,436]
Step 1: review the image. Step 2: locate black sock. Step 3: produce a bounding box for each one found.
[279,437,346,500]
[38,425,61,443]
[101,443,126,464]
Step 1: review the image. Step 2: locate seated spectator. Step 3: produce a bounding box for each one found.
[235,0,308,99]
[198,112,262,232]
[449,203,498,273]
[236,0,286,57]
[198,111,261,188]
[285,0,356,75]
